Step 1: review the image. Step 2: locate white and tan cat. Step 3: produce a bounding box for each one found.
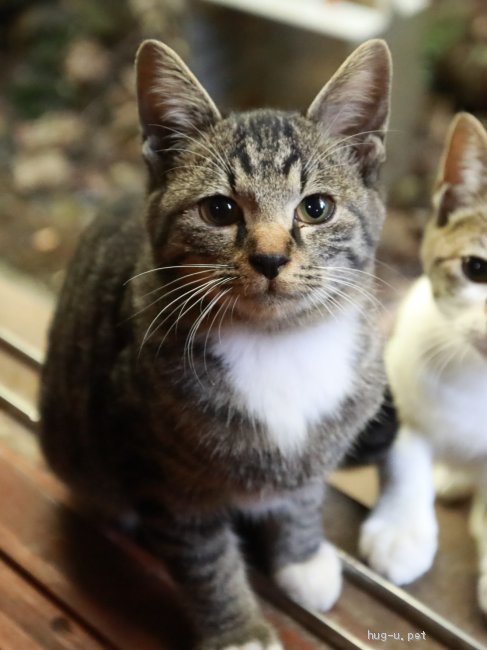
[360,113,487,611]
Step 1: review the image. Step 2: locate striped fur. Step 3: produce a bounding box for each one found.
[40,39,391,649]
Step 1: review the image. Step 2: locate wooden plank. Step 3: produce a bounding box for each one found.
[0,418,481,650]
[0,610,44,650]
[0,440,447,650]
[0,450,193,650]
[0,444,339,650]
[0,558,105,650]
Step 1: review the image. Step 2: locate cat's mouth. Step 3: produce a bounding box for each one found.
[232,280,312,324]
[243,279,301,301]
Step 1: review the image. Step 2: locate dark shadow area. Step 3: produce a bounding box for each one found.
[53,504,196,650]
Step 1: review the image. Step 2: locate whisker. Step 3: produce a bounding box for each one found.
[155,277,233,356]
[186,288,232,381]
[153,124,233,177]
[140,277,228,353]
[310,265,397,292]
[202,297,229,376]
[316,286,376,327]
[325,277,385,312]
[217,292,235,344]
[229,295,239,326]
[418,333,463,381]
[309,266,385,312]
[304,128,398,175]
[128,270,226,321]
[167,277,233,338]
[126,263,232,284]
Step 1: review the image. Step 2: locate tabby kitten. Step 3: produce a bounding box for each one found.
[40,39,391,649]
[360,114,487,611]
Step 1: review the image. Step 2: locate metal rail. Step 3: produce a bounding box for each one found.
[0,383,39,430]
[339,550,484,650]
[251,569,369,650]
[0,327,43,371]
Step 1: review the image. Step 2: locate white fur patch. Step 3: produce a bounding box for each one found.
[360,428,438,584]
[211,310,359,454]
[386,277,487,460]
[274,542,342,611]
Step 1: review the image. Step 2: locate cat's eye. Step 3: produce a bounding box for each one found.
[461,256,487,283]
[199,195,243,227]
[295,194,335,225]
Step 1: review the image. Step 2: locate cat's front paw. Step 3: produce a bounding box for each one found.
[359,512,438,585]
[274,541,342,612]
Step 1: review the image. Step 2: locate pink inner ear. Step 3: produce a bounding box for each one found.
[442,121,472,187]
[441,115,487,190]
[136,42,161,123]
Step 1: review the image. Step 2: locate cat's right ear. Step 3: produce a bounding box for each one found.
[434,113,487,226]
[306,39,392,186]
[136,40,221,178]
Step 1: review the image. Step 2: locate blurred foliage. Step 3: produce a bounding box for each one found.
[423,5,469,84]
[2,0,182,119]
[423,0,487,111]
[0,0,186,291]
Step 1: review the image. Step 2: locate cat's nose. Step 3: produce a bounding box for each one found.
[249,253,290,280]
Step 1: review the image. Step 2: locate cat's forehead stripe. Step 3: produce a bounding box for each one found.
[225,111,308,195]
[231,113,301,164]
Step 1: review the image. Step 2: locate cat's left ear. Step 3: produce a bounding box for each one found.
[433,113,487,226]
[306,39,392,186]
[136,40,221,177]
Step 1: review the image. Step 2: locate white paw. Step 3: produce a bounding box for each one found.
[434,464,474,502]
[274,541,342,612]
[360,512,438,585]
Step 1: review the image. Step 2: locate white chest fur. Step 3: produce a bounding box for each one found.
[210,310,359,455]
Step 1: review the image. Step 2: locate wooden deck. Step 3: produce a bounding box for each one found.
[0,275,486,650]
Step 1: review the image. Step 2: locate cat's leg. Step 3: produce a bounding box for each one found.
[262,482,342,612]
[138,504,282,650]
[434,461,475,502]
[359,426,438,585]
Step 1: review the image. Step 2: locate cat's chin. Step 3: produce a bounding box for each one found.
[235,294,298,322]
[233,292,322,328]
